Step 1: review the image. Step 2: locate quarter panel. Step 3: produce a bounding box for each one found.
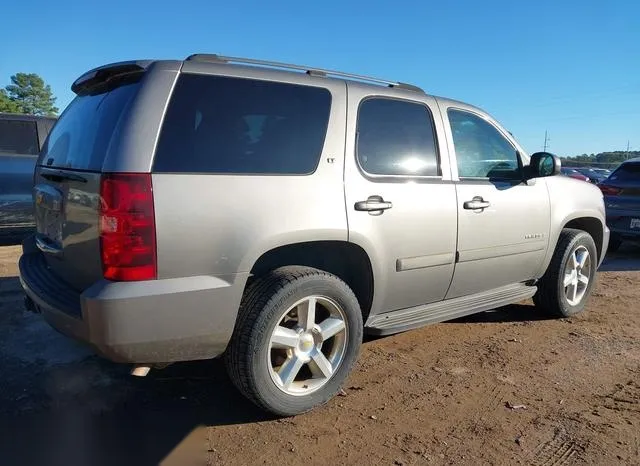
[152,79,348,278]
[102,60,182,173]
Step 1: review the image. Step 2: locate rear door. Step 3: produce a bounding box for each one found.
[441,105,551,299]
[32,71,143,290]
[345,87,457,315]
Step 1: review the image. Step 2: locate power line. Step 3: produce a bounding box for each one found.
[543,130,550,152]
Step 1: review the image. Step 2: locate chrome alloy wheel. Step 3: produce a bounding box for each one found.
[267,296,348,396]
[563,245,592,306]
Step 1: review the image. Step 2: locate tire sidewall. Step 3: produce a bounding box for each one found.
[555,232,598,316]
[248,274,363,416]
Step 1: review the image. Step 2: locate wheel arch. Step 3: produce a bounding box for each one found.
[563,216,604,262]
[248,241,375,323]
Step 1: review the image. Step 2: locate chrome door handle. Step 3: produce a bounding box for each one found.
[463,197,491,210]
[354,195,393,215]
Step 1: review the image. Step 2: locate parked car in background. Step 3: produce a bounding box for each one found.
[561,166,590,182]
[573,167,607,184]
[0,113,56,239]
[599,158,640,250]
[592,167,612,176]
[19,54,609,416]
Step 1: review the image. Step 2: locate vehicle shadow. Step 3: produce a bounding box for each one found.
[0,358,276,466]
[0,275,275,466]
[599,241,640,272]
[448,303,553,324]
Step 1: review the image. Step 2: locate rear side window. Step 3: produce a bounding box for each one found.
[0,119,39,155]
[39,82,140,170]
[609,163,640,182]
[153,74,332,174]
[356,98,439,177]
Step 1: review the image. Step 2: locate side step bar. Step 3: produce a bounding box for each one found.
[365,283,537,336]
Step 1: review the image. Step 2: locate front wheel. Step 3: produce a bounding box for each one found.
[225,266,363,416]
[533,229,598,317]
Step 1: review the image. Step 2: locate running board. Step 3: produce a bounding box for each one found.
[365,283,537,336]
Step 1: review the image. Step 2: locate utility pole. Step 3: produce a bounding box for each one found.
[543,130,550,152]
[627,140,631,160]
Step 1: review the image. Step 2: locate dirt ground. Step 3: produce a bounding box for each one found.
[0,243,638,466]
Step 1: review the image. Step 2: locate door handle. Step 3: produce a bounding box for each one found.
[354,195,393,215]
[463,197,491,210]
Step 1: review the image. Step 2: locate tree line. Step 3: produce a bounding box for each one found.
[561,151,639,168]
[0,73,58,116]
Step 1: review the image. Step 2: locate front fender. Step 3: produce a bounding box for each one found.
[536,176,608,276]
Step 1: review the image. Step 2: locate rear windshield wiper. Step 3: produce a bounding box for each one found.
[40,169,88,184]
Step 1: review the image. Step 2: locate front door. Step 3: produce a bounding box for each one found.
[441,106,551,299]
[345,87,458,315]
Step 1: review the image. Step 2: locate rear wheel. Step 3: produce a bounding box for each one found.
[225,266,363,416]
[534,229,598,317]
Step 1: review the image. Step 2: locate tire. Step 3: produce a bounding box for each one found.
[225,266,363,416]
[607,235,623,253]
[533,228,598,318]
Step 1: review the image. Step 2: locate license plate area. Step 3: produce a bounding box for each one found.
[34,184,64,246]
[631,218,640,230]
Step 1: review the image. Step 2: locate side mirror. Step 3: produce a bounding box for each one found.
[528,152,561,178]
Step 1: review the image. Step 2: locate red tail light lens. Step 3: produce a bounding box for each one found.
[599,185,621,196]
[99,173,157,281]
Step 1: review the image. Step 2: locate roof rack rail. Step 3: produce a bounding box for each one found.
[185,54,424,93]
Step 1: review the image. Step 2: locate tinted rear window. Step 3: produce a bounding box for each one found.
[0,119,39,155]
[153,74,332,174]
[357,98,439,177]
[609,163,640,183]
[39,82,140,170]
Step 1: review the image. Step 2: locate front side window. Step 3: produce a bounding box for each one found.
[153,74,332,174]
[447,109,521,180]
[356,98,439,177]
[0,120,39,155]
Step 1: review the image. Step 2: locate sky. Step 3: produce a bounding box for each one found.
[1,0,638,156]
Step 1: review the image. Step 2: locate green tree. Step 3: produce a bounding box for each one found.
[2,73,58,116]
[0,89,21,113]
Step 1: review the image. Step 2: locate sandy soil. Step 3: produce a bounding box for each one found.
[0,243,638,466]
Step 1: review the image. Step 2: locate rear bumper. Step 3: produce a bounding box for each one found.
[606,208,640,238]
[18,239,249,364]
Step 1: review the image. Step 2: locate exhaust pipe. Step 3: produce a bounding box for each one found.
[131,365,151,377]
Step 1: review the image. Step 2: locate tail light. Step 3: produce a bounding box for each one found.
[599,185,621,196]
[99,173,157,281]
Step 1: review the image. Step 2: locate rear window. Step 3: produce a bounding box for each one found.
[39,82,140,170]
[609,163,640,183]
[0,119,39,155]
[153,74,332,174]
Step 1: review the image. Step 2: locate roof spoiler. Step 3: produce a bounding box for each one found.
[71,60,153,94]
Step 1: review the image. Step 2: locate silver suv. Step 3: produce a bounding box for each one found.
[19,54,609,416]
